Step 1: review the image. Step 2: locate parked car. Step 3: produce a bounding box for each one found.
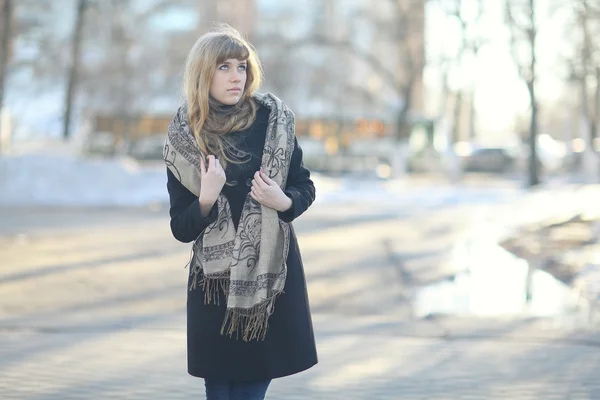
[463,147,516,173]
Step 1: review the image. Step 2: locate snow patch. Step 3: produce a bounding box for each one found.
[0,154,342,207]
[0,154,168,207]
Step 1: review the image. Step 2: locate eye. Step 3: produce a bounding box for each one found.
[239,65,247,71]
[219,64,228,70]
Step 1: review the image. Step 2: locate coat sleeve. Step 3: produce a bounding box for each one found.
[278,137,316,223]
[166,168,218,243]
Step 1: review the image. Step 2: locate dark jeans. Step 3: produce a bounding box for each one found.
[204,379,271,400]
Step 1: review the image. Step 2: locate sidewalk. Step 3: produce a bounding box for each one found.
[2,197,600,399]
[2,315,600,399]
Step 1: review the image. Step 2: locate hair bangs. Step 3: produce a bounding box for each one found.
[216,36,250,64]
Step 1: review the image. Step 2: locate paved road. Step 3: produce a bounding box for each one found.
[2,197,600,399]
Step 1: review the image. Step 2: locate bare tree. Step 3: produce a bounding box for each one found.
[63,0,88,140]
[72,0,192,154]
[427,54,449,122]
[464,0,485,141]
[0,0,199,147]
[0,0,12,152]
[12,1,66,81]
[595,65,600,141]
[444,0,472,144]
[431,0,486,181]
[258,39,298,105]
[506,0,540,187]
[0,0,12,116]
[7,0,75,140]
[574,0,600,180]
[279,0,424,142]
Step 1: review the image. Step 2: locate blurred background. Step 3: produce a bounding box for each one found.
[1,0,600,182]
[2,0,600,399]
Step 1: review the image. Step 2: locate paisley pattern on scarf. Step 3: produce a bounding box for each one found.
[164,92,295,341]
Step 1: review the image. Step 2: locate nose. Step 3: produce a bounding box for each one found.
[230,70,241,82]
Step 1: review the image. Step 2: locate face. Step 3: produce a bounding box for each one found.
[209,58,248,105]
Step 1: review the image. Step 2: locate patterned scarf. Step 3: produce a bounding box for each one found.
[163,92,295,341]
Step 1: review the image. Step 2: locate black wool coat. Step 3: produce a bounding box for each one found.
[166,104,318,381]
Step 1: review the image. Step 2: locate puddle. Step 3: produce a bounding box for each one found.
[412,237,599,327]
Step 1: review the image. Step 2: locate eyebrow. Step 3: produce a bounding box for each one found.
[222,60,247,65]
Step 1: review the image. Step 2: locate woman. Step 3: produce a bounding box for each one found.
[163,25,318,399]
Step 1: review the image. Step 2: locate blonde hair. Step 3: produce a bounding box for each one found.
[183,24,263,168]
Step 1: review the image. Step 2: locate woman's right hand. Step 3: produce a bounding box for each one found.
[199,155,226,216]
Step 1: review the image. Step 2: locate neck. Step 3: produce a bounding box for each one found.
[209,96,237,115]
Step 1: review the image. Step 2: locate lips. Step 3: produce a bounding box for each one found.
[228,88,242,92]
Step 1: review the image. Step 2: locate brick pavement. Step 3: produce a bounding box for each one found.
[2,321,600,399]
[2,203,600,399]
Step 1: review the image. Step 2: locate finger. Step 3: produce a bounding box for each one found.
[251,186,264,203]
[253,172,268,189]
[216,158,225,173]
[200,156,206,175]
[253,178,267,192]
[251,180,261,195]
[207,155,215,170]
[259,168,275,185]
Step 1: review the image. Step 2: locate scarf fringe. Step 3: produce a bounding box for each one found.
[220,292,282,342]
[191,267,284,341]
[188,267,200,291]
[198,273,230,306]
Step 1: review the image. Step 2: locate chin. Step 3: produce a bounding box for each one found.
[219,96,241,105]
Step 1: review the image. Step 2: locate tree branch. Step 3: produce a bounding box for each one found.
[282,35,405,95]
[135,0,178,24]
[505,1,531,81]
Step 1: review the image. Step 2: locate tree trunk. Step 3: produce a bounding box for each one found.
[579,74,599,181]
[0,0,11,111]
[580,68,591,147]
[581,74,591,143]
[468,87,476,141]
[0,0,12,154]
[526,0,540,187]
[396,83,413,142]
[452,91,462,144]
[594,67,600,180]
[528,80,539,186]
[438,66,450,119]
[63,0,87,140]
[593,67,600,143]
[391,97,412,178]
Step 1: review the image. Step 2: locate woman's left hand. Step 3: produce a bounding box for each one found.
[250,168,292,212]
